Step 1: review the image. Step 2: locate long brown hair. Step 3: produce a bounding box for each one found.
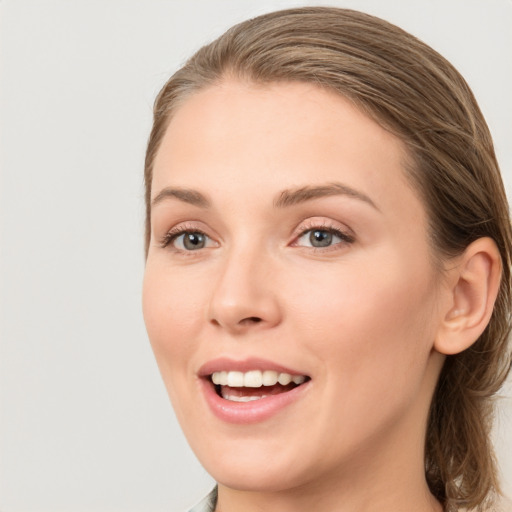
[144,7,512,510]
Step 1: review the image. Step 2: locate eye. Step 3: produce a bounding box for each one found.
[161,229,216,251]
[176,232,208,250]
[295,228,353,248]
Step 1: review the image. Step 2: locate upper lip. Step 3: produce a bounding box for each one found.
[198,357,309,378]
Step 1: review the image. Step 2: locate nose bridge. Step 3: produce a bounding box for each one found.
[208,238,281,332]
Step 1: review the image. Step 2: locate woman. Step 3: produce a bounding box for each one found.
[142,7,511,512]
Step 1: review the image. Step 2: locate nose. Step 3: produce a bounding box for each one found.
[208,246,282,334]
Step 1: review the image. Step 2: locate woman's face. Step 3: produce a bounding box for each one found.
[143,81,446,492]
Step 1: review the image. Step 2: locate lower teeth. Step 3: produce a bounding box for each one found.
[216,381,302,402]
[222,394,268,402]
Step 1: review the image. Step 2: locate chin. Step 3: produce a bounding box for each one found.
[209,462,307,493]
[191,436,311,492]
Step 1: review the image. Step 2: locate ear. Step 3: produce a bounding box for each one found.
[434,237,502,355]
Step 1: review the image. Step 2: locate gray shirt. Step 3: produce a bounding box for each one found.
[188,487,217,512]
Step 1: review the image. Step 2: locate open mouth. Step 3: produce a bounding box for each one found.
[209,370,310,402]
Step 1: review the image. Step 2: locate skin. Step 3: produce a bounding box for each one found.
[143,80,456,512]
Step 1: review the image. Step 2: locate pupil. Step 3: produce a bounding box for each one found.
[184,232,205,250]
[310,230,332,247]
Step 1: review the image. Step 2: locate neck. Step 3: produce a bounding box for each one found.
[215,453,442,512]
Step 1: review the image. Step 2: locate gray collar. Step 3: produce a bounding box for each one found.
[188,487,218,512]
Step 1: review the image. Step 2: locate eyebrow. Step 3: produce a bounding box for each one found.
[274,182,379,210]
[151,182,378,211]
[151,187,211,209]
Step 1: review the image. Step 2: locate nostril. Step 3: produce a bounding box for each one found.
[241,316,262,325]
[210,316,262,328]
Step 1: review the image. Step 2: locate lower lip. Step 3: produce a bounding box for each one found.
[200,378,310,424]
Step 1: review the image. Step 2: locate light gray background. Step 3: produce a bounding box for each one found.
[0,0,511,511]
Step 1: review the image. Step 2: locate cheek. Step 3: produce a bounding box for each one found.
[142,263,204,376]
[287,255,438,391]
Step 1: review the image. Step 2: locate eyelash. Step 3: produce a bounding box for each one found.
[159,222,355,252]
[293,222,355,250]
[159,225,210,249]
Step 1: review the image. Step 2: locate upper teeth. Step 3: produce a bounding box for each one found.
[211,370,306,387]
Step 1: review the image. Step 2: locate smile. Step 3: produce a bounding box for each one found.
[199,359,311,423]
[211,370,308,402]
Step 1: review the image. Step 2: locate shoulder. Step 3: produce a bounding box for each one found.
[496,496,512,512]
[489,495,512,512]
[467,496,512,512]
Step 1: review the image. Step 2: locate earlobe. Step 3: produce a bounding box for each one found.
[434,237,502,356]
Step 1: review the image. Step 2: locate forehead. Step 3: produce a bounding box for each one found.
[152,80,425,229]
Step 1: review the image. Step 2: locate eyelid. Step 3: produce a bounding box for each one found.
[293,217,355,240]
[157,217,354,251]
[158,221,219,250]
[290,218,356,250]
